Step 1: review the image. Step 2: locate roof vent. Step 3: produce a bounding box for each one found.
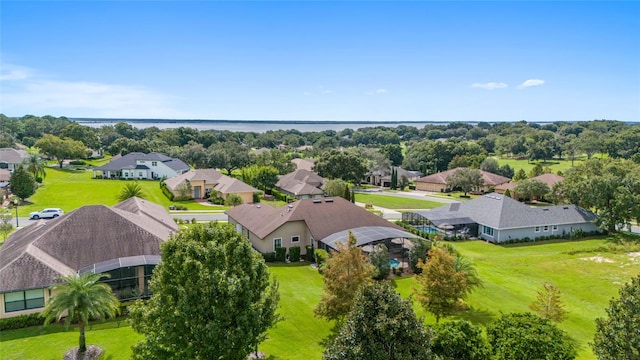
[563,206,569,210]
[542,208,549,211]
[313,199,322,204]
[325,198,334,203]
[256,205,261,208]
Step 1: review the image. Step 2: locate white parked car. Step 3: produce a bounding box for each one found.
[29,208,64,220]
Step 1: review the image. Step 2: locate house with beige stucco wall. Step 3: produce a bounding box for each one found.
[163,169,257,204]
[226,197,417,257]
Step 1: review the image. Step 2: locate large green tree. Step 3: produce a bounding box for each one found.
[34,134,87,168]
[42,272,120,353]
[592,274,640,360]
[9,166,37,201]
[556,158,640,232]
[514,179,550,201]
[314,231,374,322]
[324,281,434,360]
[130,222,280,360]
[431,320,491,360]
[487,313,577,360]
[315,149,368,184]
[446,168,484,196]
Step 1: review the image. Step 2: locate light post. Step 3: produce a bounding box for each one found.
[13,199,18,228]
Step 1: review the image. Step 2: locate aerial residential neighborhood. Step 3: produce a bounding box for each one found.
[1,1,639,360]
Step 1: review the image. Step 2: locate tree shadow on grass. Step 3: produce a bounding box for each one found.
[452,306,497,327]
[318,322,342,349]
[266,262,311,268]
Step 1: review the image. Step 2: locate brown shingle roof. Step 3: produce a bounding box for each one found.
[226,197,402,241]
[276,169,325,196]
[291,158,315,171]
[415,167,511,186]
[0,169,10,182]
[164,169,257,194]
[495,173,564,192]
[0,197,177,293]
[0,148,28,164]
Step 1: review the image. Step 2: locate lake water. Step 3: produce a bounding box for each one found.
[72,118,449,133]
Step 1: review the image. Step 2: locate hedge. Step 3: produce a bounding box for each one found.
[275,247,287,262]
[289,246,301,262]
[305,245,314,262]
[160,181,175,201]
[262,252,276,262]
[0,313,43,331]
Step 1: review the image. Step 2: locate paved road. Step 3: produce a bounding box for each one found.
[356,189,461,204]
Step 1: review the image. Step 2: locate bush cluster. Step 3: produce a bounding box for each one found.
[160,182,174,201]
[0,313,43,331]
[500,229,603,245]
[275,247,287,262]
[262,252,276,262]
[289,246,301,262]
[270,189,291,203]
[305,245,314,262]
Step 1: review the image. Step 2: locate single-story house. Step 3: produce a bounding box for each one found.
[163,169,257,204]
[402,193,599,243]
[291,158,315,171]
[275,169,325,200]
[226,197,418,256]
[365,166,423,187]
[414,167,510,192]
[495,173,564,199]
[0,148,28,171]
[0,197,178,318]
[93,152,189,180]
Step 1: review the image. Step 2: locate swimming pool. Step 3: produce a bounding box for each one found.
[389,258,400,268]
[413,225,438,234]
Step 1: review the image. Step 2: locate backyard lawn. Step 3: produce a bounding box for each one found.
[17,167,227,216]
[354,192,444,209]
[2,235,638,360]
[495,156,586,175]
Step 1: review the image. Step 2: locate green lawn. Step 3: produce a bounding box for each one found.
[354,193,444,209]
[495,156,586,175]
[3,236,638,359]
[18,168,227,216]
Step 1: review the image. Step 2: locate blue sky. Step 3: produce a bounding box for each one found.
[1,1,638,122]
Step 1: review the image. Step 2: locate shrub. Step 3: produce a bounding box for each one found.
[160,182,175,201]
[0,313,43,331]
[252,192,261,203]
[289,246,301,262]
[275,247,287,262]
[305,245,314,262]
[191,218,197,224]
[262,252,276,262]
[315,249,329,273]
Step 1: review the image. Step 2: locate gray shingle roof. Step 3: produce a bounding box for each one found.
[94,152,189,172]
[414,193,597,229]
[0,197,177,293]
[164,169,257,194]
[276,169,325,196]
[227,197,403,241]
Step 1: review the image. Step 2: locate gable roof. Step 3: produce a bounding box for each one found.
[495,173,564,192]
[291,158,315,171]
[276,169,325,196]
[226,197,403,241]
[0,148,28,164]
[0,197,177,293]
[164,169,257,194]
[415,193,597,230]
[94,152,189,172]
[415,167,510,186]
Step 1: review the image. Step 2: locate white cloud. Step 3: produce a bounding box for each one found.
[471,82,508,90]
[365,88,388,95]
[0,63,190,118]
[518,79,545,88]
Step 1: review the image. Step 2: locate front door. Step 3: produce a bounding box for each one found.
[194,186,201,199]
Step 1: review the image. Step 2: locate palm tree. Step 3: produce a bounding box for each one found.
[43,272,120,353]
[453,254,483,295]
[117,181,145,201]
[22,154,47,180]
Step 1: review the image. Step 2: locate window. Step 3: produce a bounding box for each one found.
[543,225,549,232]
[483,226,494,236]
[552,225,558,232]
[138,171,143,177]
[291,235,300,243]
[535,226,540,232]
[151,161,157,166]
[4,289,45,312]
[273,238,282,251]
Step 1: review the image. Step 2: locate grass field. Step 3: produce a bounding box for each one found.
[354,193,444,209]
[17,167,228,216]
[3,236,638,360]
[495,156,586,175]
